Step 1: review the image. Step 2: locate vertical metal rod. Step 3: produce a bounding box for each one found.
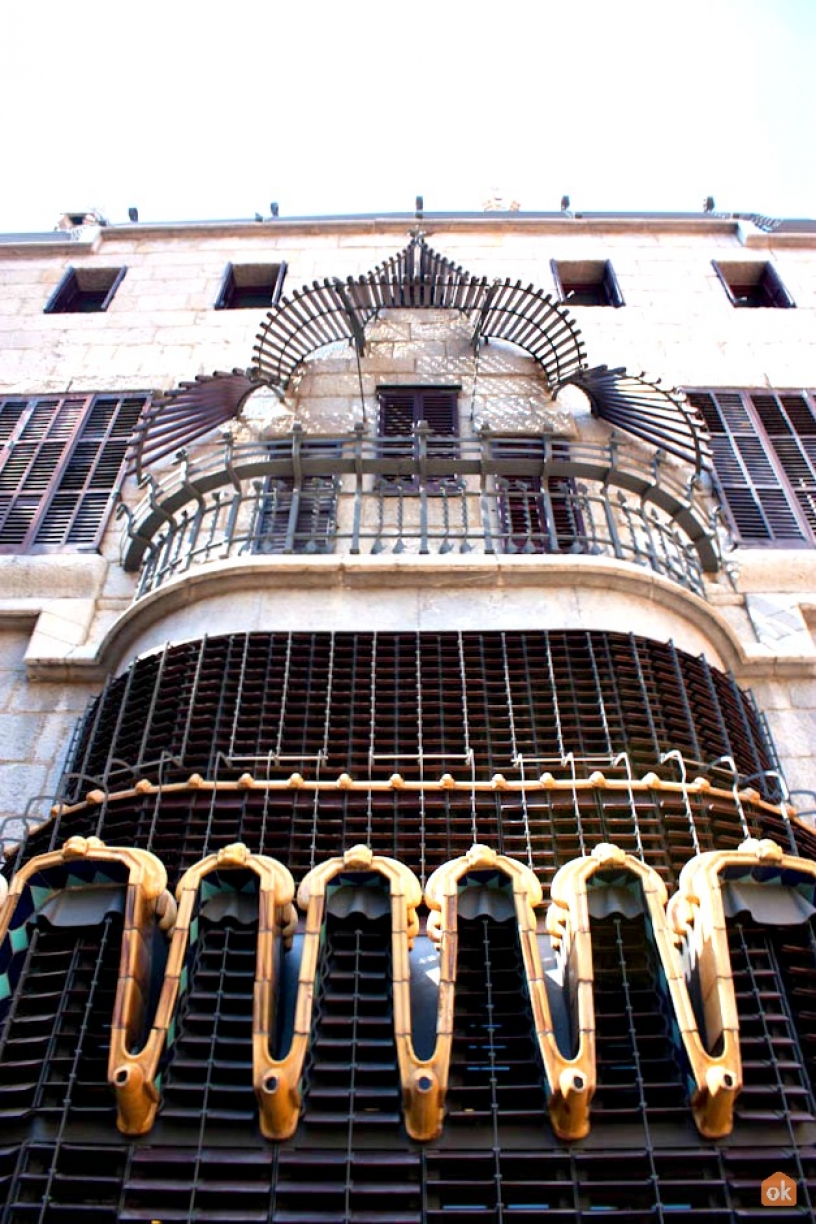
[275,636,293,763]
[544,633,566,761]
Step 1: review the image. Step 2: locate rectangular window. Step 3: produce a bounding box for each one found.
[44,266,127,313]
[712,261,794,309]
[253,441,340,554]
[551,259,624,307]
[687,388,816,544]
[0,393,148,552]
[215,262,287,310]
[377,386,459,488]
[491,436,584,553]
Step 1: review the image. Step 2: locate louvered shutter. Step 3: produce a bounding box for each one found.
[378,388,458,488]
[687,390,811,543]
[603,261,625,308]
[0,393,148,552]
[493,437,583,553]
[763,267,795,309]
[751,393,816,534]
[254,441,340,554]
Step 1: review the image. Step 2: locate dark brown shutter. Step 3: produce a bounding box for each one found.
[378,388,459,488]
[687,390,809,542]
[603,261,625,307]
[379,389,458,436]
[379,390,417,437]
[763,266,795,309]
[493,437,583,553]
[0,393,147,552]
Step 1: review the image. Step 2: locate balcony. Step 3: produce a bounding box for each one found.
[119,426,723,600]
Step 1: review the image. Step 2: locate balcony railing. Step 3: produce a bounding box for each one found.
[119,426,724,600]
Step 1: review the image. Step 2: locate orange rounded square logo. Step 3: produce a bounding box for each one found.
[761,1172,797,1207]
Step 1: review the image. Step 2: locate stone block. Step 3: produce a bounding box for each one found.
[765,709,816,761]
[0,713,45,760]
[0,762,49,815]
[31,712,76,766]
[9,679,93,715]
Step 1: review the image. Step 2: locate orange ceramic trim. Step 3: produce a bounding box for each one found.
[46,769,799,824]
[272,845,422,1140]
[547,841,745,1138]
[666,836,816,1137]
[418,844,591,1140]
[0,836,175,1135]
[108,842,295,1137]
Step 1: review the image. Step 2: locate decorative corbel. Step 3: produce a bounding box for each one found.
[0,837,175,1136]
[109,842,295,1137]
[261,844,422,1141]
[667,836,816,1138]
[420,844,592,1141]
[548,841,740,1139]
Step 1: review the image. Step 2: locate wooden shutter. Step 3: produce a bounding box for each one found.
[493,437,583,553]
[687,390,810,543]
[255,442,340,554]
[378,388,459,488]
[0,393,147,552]
[763,266,795,309]
[603,261,625,308]
[751,393,816,534]
[379,390,417,438]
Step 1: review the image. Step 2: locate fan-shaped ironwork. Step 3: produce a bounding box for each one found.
[131,240,710,481]
[473,279,587,387]
[251,280,366,390]
[127,369,261,480]
[557,365,712,475]
[252,236,587,391]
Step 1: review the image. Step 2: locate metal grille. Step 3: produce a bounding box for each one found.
[444,915,547,1137]
[61,631,773,799]
[0,916,122,1130]
[589,915,691,1138]
[728,920,816,1137]
[3,630,815,1223]
[157,922,258,1132]
[300,909,402,1132]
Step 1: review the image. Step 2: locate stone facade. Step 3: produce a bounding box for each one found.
[1,213,814,840]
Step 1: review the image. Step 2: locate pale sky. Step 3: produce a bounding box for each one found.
[2,0,815,231]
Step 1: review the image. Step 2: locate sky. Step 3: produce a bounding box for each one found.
[2,0,815,231]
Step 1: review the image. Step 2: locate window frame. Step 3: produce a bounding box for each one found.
[551,259,624,308]
[44,266,127,314]
[214,261,288,310]
[686,387,816,547]
[0,392,149,554]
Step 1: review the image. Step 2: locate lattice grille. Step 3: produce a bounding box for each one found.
[300,910,402,1133]
[2,629,814,1223]
[444,915,547,1137]
[0,917,122,1128]
[63,632,776,799]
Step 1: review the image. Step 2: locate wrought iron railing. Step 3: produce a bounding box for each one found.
[119,426,723,599]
